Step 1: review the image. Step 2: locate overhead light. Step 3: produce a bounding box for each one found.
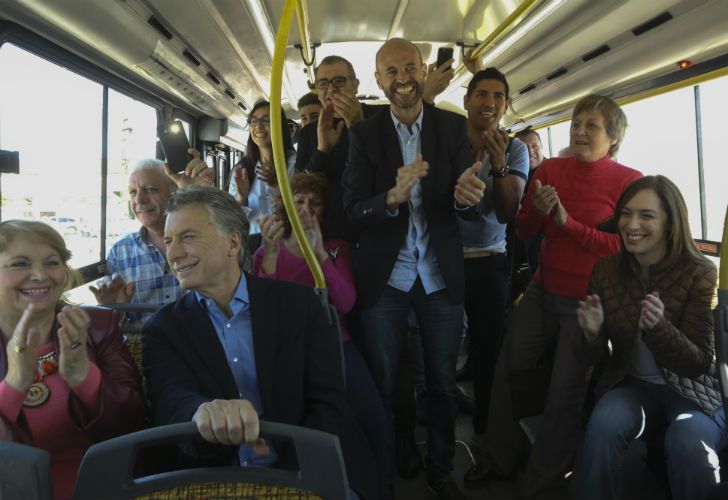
[244,0,298,105]
[483,0,566,63]
[245,0,276,57]
[677,59,693,69]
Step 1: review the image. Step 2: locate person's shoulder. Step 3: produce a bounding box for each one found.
[249,272,313,297]
[607,158,642,179]
[508,138,530,175]
[428,105,466,127]
[108,230,142,252]
[362,102,387,119]
[595,253,620,274]
[144,293,193,329]
[352,106,388,135]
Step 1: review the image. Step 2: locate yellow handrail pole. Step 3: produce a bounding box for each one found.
[451,0,540,81]
[270,0,326,288]
[294,0,316,87]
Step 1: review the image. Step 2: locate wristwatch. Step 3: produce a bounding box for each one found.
[489,165,510,178]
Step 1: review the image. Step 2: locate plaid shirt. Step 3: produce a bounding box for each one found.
[106,227,185,322]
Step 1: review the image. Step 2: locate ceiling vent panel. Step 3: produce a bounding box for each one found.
[632,12,673,37]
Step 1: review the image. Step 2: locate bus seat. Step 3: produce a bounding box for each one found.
[0,440,53,500]
[73,421,350,500]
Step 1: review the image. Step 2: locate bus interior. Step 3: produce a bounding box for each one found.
[0,0,727,498]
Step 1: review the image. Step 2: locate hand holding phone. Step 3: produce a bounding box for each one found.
[158,121,191,173]
[436,47,454,71]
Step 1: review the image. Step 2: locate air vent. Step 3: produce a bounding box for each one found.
[183,50,200,66]
[546,67,568,81]
[582,44,610,62]
[206,72,221,85]
[225,89,236,99]
[238,102,247,111]
[632,12,673,36]
[519,84,536,95]
[147,16,172,40]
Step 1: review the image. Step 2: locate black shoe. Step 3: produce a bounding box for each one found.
[395,433,422,479]
[426,473,468,500]
[456,385,474,414]
[455,356,473,381]
[463,461,506,489]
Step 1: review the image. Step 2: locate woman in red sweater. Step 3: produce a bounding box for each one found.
[466,95,642,497]
[0,220,145,499]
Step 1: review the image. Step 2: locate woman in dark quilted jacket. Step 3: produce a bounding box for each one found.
[570,175,724,500]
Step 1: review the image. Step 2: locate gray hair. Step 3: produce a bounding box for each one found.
[129,158,177,190]
[166,186,250,269]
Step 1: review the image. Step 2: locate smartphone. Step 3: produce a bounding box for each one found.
[436,47,454,70]
[157,120,191,173]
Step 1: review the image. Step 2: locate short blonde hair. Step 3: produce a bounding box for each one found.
[0,220,81,291]
[572,94,627,157]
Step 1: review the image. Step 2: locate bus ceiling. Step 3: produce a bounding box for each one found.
[1,0,727,129]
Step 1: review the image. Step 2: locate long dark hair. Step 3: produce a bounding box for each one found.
[237,100,295,184]
[616,175,707,277]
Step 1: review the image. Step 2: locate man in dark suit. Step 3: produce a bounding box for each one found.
[342,38,486,500]
[142,186,375,499]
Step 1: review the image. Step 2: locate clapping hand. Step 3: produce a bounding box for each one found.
[639,291,665,331]
[57,306,91,388]
[577,294,604,343]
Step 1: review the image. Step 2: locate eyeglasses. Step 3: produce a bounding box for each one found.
[314,76,348,91]
[248,117,271,128]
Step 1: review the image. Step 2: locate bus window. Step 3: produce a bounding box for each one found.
[696,76,728,242]
[106,88,158,253]
[547,120,571,158]
[0,43,102,267]
[618,87,702,239]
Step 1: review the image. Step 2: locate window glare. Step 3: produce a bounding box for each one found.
[107,88,158,251]
[697,77,728,241]
[618,87,701,239]
[0,44,102,267]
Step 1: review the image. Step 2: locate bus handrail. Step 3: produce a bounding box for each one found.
[269,0,326,291]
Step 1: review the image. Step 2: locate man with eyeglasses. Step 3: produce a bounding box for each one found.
[295,55,383,241]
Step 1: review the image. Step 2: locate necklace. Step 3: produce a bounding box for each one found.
[23,351,58,408]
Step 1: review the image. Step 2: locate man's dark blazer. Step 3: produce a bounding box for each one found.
[142,274,376,498]
[295,103,385,242]
[342,104,476,308]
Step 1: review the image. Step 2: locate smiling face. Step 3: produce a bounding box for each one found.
[164,204,241,297]
[249,104,272,148]
[299,102,322,127]
[520,132,544,170]
[464,78,507,132]
[293,191,324,225]
[570,109,616,162]
[315,61,359,108]
[128,168,172,232]
[618,188,669,266]
[0,235,66,319]
[375,40,426,112]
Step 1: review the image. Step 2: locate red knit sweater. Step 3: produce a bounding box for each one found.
[516,155,642,298]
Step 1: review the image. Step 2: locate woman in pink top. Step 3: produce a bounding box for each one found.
[0,220,145,499]
[254,172,394,496]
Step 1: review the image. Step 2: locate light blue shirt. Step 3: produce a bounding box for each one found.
[195,273,277,467]
[386,107,446,294]
[459,137,530,253]
[228,153,296,234]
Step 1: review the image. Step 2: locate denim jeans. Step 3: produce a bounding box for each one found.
[357,278,464,475]
[571,376,728,500]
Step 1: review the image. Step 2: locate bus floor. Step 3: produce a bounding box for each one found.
[391,379,668,500]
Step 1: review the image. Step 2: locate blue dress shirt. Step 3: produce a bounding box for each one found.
[386,107,446,294]
[195,273,276,467]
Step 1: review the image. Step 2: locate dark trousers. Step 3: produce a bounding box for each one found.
[344,341,394,484]
[482,282,590,497]
[358,279,464,475]
[464,254,510,434]
[571,377,728,500]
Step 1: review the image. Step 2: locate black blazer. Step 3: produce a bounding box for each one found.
[142,274,377,498]
[342,104,475,308]
[295,103,385,242]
